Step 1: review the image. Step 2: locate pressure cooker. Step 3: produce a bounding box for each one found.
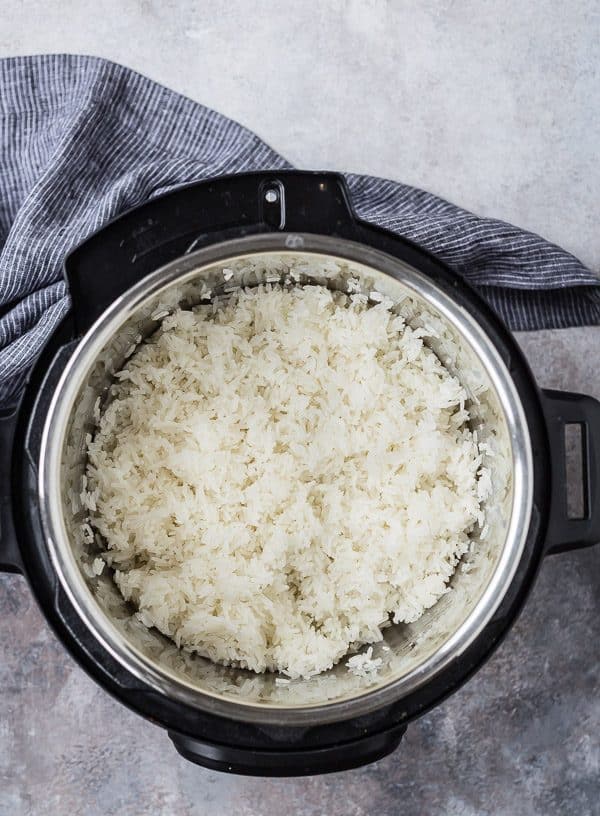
[1,171,598,775]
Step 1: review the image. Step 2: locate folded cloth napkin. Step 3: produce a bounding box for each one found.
[1,55,598,409]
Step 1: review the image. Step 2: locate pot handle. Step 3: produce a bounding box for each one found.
[64,170,360,335]
[0,410,23,574]
[542,389,600,554]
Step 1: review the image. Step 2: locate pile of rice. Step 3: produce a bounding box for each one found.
[85,283,486,679]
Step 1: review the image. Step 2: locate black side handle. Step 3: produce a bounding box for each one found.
[169,723,406,776]
[65,170,359,335]
[0,410,24,574]
[542,389,600,554]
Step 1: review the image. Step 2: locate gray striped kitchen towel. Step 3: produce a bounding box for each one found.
[1,54,599,410]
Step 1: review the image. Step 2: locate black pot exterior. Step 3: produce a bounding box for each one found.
[2,171,598,775]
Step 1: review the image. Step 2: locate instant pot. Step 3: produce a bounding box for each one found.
[1,171,599,775]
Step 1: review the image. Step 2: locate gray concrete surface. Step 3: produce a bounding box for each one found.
[1,2,599,815]
[1,0,599,271]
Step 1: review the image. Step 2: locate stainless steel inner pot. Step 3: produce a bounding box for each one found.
[38,234,533,726]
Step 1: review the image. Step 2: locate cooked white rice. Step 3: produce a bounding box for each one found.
[346,646,383,677]
[85,284,485,679]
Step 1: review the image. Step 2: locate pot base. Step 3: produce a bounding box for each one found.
[169,723,407,776]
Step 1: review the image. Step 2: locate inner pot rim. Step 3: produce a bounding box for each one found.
[38,233,534,726]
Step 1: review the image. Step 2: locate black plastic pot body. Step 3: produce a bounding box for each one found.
[1,171,599,775]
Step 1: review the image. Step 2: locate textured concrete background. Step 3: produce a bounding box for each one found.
[1,2,599,814]
[1,0,599,270]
